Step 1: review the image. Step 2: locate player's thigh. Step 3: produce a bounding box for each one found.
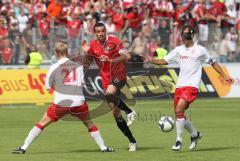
[38,112,54,128]
[105,84,117,94]
[71,102,92,121]
[47,103,68,122]
[112,106,121,118]
[175,98,189,113]
[105,79,126,95]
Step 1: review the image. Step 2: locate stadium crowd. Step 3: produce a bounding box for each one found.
[0,0,240,65]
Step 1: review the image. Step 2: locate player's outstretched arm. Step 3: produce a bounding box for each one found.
[144,56,168,65]
[110,52,131,63]
[211,62,234,84]
[81,40,93,67]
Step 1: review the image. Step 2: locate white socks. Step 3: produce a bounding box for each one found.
[90,130,107,151]
[176,118,185,142]
[21,126,42,150]
[185,119,198,137]
[176,118,198,142]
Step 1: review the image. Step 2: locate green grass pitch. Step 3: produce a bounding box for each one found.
[0,98,240,161]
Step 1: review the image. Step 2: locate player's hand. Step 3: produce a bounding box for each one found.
[99,55,111,62]
[143,56,153,63]
[224,76,234,84]
[81,40,90,53]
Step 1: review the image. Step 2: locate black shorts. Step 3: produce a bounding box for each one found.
[110,78,126,94]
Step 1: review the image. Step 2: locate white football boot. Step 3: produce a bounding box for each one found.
[126,110,136,126]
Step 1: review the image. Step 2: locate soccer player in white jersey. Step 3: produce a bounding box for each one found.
[12,42,114,154]
[145,26,233,151]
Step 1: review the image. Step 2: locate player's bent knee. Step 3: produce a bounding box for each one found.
[112,108,121,118]
[175,110,186,119]
[104,93,119,106]
[88,125,98,132]
[35,123,45,130]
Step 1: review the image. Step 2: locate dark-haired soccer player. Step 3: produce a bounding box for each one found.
[82,22,137,151]
[13,42,114,154]
[145,25,233,151]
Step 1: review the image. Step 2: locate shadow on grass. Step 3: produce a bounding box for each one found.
[181,146,239,153]
[30,149,100,154]
[118,146,164,151]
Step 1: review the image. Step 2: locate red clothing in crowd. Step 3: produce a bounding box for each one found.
[0,48,13,64]
[112,13,125,32]
[38,19,49,36]
[0,27,8,48]
[126,11,141,30]
[67,19,81,39]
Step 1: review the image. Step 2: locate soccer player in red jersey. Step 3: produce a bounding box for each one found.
[12,42,114,154]
[145,26,233,151]
[82,22,137,151]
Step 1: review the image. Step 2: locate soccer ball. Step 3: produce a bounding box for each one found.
[158,116,174,132]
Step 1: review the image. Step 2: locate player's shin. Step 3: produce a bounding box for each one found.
[115,116,136,143]
[89,126,107,151]
[175,110,186,142]
[117,99,132,114]
[185,119,198,137]
[21,123,44,150]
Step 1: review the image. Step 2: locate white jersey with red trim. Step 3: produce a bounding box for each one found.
[164,43,215,89]
[45,57,85,107]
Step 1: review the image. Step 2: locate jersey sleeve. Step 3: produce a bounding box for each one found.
[45,66,55,90]
[117,37,129,55]
[86,41,95,62]
[200,47,216,65]
[76,66,85,86]
[164,48,179,63]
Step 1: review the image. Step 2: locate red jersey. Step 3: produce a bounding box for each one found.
[67,19,81,38]
[112,13,125,31]
[38,19,49,36]
[88,36,127,90]
[0,48,13,64]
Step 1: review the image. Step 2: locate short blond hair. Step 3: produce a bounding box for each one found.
[55,42,68,57]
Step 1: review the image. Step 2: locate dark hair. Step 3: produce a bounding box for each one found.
[181,25,195,35]
[93,22,106,32]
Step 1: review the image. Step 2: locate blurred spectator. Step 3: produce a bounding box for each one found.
[226,26,238,62]
[147,38,158,58]
[141,18,153,39]
[131,31,148,57]
[83,14,94,42]
[47,0,62,21]
[21,23,33,54]
[172,0,195,45]
[0,39,13,64]
[24,45,42,69]
[17,9,28,33]
[193,0,209,45]
[208,0,227,45]
[34,0,47,20]
[38,15,49,52]
[105,16,116,35]
[0,17,8,49]
[67,12,82,55]
[153,39,168,60]
[9,21,20,64]
[226,3,237,27]
[122,6,142,36]
[158,19,171,49]
[154,0,174,18]
[219,34,231,63]
[112,6,125,32]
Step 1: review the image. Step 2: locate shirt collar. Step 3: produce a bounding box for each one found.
[57,57,69,64]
